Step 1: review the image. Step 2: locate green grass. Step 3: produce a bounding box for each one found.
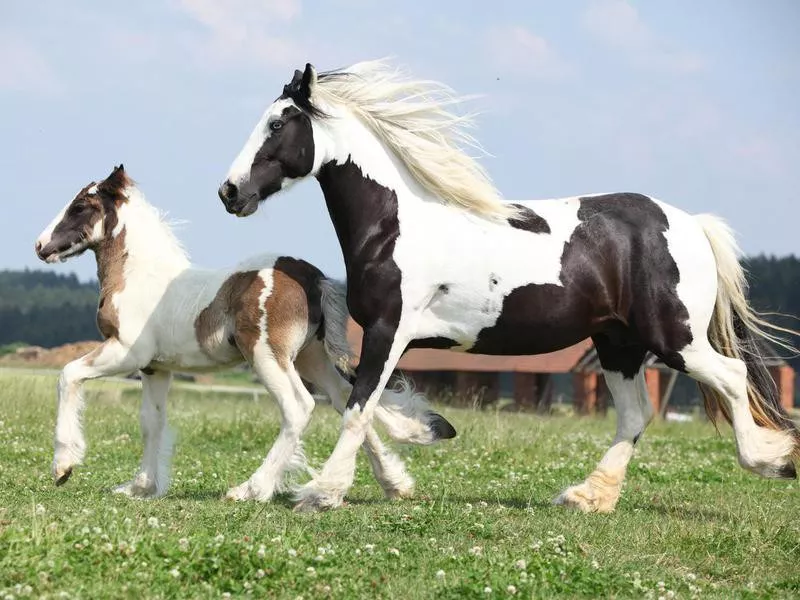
[1,372,798,599]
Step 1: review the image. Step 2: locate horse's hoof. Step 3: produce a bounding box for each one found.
[427,412,457,441]
[54,466,73,486]
[553,484,599,513]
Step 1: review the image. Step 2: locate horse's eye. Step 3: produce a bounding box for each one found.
[269,120,284,132]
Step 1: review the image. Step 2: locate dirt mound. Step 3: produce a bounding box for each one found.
[0,341,101,368]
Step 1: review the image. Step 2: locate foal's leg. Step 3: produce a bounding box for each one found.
[114,370,173,498]
[226,348,315,501]
[52,340,144,485]
[294,320,412,511]
[294,341,415,499]
[555,340,651,513]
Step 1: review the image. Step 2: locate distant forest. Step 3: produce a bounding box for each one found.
[1,256,799,366]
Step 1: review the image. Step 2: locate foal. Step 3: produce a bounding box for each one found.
[35,165,455,500]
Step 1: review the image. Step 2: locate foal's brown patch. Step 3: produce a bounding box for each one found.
[265,257,324,369]
[195,271,264,360]
[95,228,128,339]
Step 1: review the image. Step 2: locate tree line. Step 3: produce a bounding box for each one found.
[1,258,799,366]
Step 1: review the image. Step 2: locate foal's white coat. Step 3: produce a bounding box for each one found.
[35,181,439,500]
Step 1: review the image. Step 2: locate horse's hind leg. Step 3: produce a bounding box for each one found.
[294,340,415,499]
[555,337,651,513]
[678,343,795,478]
[226,346,314,502]
[114,370,174,498]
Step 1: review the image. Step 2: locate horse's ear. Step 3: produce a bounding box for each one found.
[300,63,317,98]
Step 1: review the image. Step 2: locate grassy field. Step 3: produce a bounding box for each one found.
[0,372,798,599]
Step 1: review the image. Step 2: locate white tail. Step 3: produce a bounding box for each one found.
[695,213,799,452]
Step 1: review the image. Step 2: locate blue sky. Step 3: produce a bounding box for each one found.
[2,0,799,281]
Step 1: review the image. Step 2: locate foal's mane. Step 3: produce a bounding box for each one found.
[310,60,516,221]
[122,184,190,265]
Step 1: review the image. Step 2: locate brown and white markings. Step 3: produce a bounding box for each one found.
[34,165,455,501]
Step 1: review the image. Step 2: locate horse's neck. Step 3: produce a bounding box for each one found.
[94,195,190,297]
[315,112,433,268]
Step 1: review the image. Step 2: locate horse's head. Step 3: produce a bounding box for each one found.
[219,63,321,217]
[35,165,130,263]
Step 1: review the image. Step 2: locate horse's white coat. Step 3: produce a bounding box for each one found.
[240,65,797,512]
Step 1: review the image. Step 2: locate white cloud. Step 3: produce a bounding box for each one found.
[582,0,707,74]
[175,0,307,70]
[0,32,62,94]
[485,26,572,80]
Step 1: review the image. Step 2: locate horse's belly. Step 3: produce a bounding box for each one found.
[416,279,594,356]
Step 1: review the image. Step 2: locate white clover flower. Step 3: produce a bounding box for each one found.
[287,548,297,557]
[214,534,225,544]
[514,559,526,570]
[306,567,316,574]
[435,570,445,580]
[169,568,180,579]
[257,544,266,558]
[507,585,517,595]
[364,544,375,554]
[256,569,265,579]
[388,548,400,556]
[484,586,492,594]
[178,538,190,552]
[147,517,159,529]
[469,546,483,556]
[270,536,281,543]
[35,504,46,516]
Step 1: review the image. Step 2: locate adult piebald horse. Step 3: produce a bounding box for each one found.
[218,60,799,512]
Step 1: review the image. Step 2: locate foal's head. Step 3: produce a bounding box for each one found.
[218,64,320,217]
[35,165,131,263]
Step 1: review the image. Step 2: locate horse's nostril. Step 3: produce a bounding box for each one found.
[219,181,238,203]
[35,241,42,255]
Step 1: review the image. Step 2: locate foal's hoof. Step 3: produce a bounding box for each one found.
[54,467,73,487]
[292,486,344,513]
[778,461,798,479]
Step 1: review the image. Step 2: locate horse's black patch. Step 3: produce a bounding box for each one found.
[470,193,693,375]
[508,203,551,234]
[406,337,460,350]
[141,366,155,376]
[316,158,403,411]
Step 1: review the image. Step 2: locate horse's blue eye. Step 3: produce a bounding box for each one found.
[270,120,284,131]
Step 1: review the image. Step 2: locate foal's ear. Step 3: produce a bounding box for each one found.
[300,63,318,98]
[100,164,129,191]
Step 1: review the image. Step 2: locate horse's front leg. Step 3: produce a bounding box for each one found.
[53,339,144,485]
[293,319,411,511]
[114,370,173,498]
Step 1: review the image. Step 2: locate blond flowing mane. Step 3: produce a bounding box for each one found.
[311,60,517,220]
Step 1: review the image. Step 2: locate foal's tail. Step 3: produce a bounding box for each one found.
[318,278,457,445]
[695,214,800,457]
